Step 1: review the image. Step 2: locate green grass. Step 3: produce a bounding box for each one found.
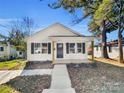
[0,85,20,93]
[0,60,28,93]
[0,59,27,70]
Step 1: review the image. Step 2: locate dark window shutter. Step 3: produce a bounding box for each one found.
[82,43,85,54]
[31,43,34,54]
[66,43,69,54]
[1,47,4,51]
[48,43,51,54]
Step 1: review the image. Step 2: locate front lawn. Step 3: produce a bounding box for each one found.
[0,85,20,93]
[0,60,27,70]
[0,75,51,93]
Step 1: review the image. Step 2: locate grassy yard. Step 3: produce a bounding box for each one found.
[0,60,27,70]
[0,85,20,93]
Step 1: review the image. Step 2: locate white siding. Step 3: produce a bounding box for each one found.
[0,45,8,58]
[27,23,93,62]
[0,44,17,59]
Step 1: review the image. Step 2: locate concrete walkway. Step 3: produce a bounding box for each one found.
[0,70,23,84]
[43,65,76,93]
[21,69,52,76]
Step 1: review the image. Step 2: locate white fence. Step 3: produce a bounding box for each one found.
[94,46,124,59]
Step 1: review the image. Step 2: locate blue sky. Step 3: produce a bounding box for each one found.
[0,0,119,41]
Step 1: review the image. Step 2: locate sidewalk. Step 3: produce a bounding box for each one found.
[43,65,76,93]
[0,70,23,84]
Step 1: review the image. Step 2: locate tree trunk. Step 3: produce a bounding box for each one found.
[101,20,109,58]
[118,31,123,63]
[118,0,123,63]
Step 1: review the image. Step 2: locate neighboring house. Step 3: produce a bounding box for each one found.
[94,38,124,59]
[26,23,94,63]
[0,42,17,60]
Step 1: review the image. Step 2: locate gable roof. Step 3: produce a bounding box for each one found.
[55,23,84,36]
[27,23,84,40]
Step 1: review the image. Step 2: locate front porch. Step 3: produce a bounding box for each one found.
[50,36,94,64]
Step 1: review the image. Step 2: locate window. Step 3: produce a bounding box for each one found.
[69,43,75,53]
[42,43,48,54]
[19,52,22,55]
[66,43,85,54]
[0,47,4,51]
[34,43,41,54]
[77,43,82,53]
[31,43,51,54]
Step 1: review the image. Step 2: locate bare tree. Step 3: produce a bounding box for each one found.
[22,17,35,36]
[0,17,36,51]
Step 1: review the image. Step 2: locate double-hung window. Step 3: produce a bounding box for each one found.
[31,43,51,54]
[69,43,75,53]
[42,43,48,54]
[34,43,41,54]
[77,43,82,53]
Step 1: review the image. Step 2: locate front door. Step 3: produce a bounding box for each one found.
[57,43,63,58]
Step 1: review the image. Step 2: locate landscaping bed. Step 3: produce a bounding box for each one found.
[0,60,27,70]
[0,75,51,93]
[24,61,53,69]
[67,62,124,93]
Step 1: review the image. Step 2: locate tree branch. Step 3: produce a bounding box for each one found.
[106,16,118,29]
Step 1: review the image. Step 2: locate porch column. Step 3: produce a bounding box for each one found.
[91,41,94,61]
[52,41,55,64]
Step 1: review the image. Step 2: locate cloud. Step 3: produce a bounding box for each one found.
[0,18,18,25]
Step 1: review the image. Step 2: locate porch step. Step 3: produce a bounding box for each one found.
[42,88,76,93]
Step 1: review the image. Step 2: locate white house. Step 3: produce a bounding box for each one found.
[0,42,17,60]
[26,23,94,63]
